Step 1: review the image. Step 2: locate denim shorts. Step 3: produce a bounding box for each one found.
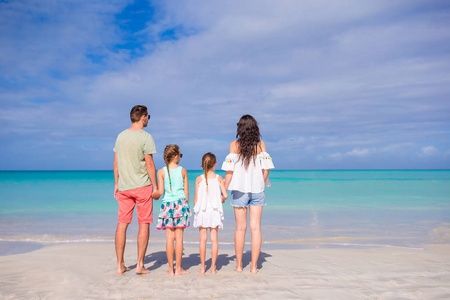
[230,191,266,207]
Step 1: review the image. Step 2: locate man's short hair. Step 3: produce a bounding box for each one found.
[130,105,148,123]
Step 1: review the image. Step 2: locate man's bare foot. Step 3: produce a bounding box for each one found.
[135,266,151,274]
[198,267,206,275]
[165,269,174,276]
[116,265,131,274]
[234,267,243,273]
[210,267,217,275]
[250,268,259,274]
[175,268,189,276]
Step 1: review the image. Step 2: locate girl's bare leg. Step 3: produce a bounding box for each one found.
[249,205,263,274]
[234,207,247,272]
[174,228,189,275]
[210,227,219,274]
[198,227,207,274]
[165,229,175,275]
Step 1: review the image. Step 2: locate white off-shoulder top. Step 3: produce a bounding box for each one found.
[221,152,274,193]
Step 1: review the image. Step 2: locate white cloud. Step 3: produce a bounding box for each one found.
[346,148,370,157]
[329,153,343,160]
[420,146,439,157]
[328,148,370,161]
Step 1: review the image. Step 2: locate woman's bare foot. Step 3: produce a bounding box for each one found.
[234,267,243,273]
[116,265,131,274]
[210,267,217,275]
[249,262,259,274]
[198,267,206,275]
[165,269,174,276]
[175,268,190,276]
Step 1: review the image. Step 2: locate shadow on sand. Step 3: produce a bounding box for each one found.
[129,248,272,272]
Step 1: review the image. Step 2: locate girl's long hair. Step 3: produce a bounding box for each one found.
[236,114,261,168]
[163,144,180,193]
[201,152,216,192]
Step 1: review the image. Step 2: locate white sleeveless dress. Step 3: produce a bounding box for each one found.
[193,174,224,229]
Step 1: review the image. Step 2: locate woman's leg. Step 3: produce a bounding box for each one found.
[234,207,247,272]
[210,226,219,274]
[174,228,189,275]
[198,227,207,274]
[249,205,263,274]
[165,228,175,275]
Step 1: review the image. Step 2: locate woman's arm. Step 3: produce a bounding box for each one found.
[263,169,270,182]
[230,140,239,153]
[182,168,189,203]
[218,176,228,203]
[224,171,233,190]
[260,140,269,181]
[260,140,266,152]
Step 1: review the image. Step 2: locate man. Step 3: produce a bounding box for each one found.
[113,105,157,274]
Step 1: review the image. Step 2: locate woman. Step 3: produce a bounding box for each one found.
[222,114,274,273]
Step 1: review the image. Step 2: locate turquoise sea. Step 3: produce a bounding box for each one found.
[0,170,449,255]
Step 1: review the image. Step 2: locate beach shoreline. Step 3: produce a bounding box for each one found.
[1,242,449,299]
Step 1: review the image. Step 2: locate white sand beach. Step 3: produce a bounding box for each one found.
[1,243,449,299]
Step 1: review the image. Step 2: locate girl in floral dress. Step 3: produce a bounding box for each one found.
[153,144,191,276]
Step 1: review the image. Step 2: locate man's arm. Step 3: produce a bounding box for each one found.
[114,152,119,198]
[145,154,157,193]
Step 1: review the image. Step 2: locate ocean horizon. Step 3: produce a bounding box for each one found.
[1,169,449,255]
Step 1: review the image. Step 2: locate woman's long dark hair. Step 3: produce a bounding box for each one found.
[236,114,261,168]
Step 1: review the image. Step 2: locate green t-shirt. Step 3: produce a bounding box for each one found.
[114,129,157,191]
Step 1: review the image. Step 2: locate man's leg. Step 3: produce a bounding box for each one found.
[136,223,150,274]
[115,222,130,274]
[135,185,153,274]
[115,188,136,274]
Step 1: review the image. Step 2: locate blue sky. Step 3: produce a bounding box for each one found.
[1,0,449,170]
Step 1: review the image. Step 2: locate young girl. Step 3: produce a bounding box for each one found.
[193,152,228,275]
[153,145,191,276]
[222,115,274,274]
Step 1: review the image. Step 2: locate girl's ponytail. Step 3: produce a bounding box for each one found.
[163,145,180,194]
[201,152,217,192]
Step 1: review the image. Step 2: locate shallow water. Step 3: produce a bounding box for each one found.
[0,170,449,255]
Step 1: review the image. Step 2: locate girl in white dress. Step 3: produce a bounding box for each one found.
[193,152,228,274]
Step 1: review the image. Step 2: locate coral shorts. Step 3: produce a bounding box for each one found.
[116,185,153,224]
